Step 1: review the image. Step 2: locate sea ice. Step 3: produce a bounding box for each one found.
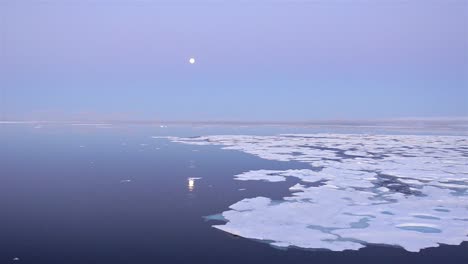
[163,134,468,252]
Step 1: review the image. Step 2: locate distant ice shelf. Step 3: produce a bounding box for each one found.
[161,133,468,252]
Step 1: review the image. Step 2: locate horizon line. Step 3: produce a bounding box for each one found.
[1,116,467,126]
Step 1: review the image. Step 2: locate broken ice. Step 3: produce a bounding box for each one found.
[163,134,468,252]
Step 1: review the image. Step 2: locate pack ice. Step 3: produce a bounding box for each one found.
[163,134,468,252]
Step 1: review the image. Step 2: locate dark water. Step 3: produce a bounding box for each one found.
[0,124,467,264]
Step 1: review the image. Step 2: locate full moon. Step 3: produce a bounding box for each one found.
[189,58,195,64]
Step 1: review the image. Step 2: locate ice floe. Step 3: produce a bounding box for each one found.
[162,134,468,252]
[120,179,132,183]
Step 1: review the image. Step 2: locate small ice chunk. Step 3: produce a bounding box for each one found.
[234,170,287,182]
[204,213,227,222]
[289,183,306,192]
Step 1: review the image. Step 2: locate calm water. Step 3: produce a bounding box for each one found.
[1,124,467,264]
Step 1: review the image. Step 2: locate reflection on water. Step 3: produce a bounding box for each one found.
[188,178,195,191]
[187,177,201,191]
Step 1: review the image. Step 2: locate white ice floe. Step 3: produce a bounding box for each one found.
[289,183,306,192]
[162,134,468,252]
[120,179,132,183]
[234,170,288,182]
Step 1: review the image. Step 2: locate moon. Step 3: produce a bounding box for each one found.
[189,58,195,64]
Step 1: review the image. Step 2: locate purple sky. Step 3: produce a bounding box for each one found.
[1,0,467,121]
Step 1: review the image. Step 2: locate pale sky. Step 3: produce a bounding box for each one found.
[1,0,467,121]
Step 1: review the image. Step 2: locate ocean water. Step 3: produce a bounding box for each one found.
[0,124,467,264]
